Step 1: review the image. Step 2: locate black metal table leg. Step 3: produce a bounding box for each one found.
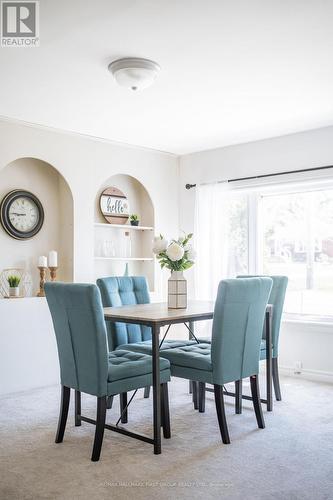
[265,309,273,411]
[189,321,195,394]
[152,323,161,454]
[161,383,171,439]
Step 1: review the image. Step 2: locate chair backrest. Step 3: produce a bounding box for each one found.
[96,276,151,350]
[237,275,288,357]
[45,282,108,397]
[211,277,272,385]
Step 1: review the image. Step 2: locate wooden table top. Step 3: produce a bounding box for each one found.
[103,300,215,326]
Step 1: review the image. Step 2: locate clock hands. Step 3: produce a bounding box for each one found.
[11,212,26,216]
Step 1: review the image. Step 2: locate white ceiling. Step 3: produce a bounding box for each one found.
[1,0,333,155]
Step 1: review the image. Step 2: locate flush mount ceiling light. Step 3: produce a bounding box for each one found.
[108,57,160,91]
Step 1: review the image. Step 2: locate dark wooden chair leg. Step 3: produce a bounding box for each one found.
[272,357,282,401]
[161,383,171,438]
[192,381,199,410]
[250,375,265,429]
[144,386,150,398]
[265,310,273,411]
[91,396,107,462]
[106,396,113,409]
[213,384,230,444]
[161,385,164,429]
[189,380,193,394]
[266,356,273,411]
[120,392,128,423]
[55,385,70,443]
[75,390,81,426]
[198,382,206,413]
[235,380,242,414]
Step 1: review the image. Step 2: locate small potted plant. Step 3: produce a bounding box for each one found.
[7,275,21,297]
[129,214,140,226]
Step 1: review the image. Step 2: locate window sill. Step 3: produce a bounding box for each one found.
[283,314,333,328]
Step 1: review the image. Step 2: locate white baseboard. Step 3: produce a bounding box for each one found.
[278,365,333,384]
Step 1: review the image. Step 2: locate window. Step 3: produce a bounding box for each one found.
[195,180,333,320]
[261,188,333,317]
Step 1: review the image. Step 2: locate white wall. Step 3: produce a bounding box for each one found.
[179,126,333,382]
[0,298,59,394]
[0,118,179,394]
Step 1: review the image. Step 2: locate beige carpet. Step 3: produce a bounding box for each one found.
[0,375,332,500]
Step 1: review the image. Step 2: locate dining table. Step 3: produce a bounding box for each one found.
[103,300,273,455]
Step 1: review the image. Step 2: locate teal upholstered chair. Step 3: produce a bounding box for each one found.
[97,276,152,352]
[197,275,288,413]
[235,275,288,411]
[161,277,272,443]
[45,282,171,461]
[97,276,196,401]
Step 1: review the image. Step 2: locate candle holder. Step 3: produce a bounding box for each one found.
[37,266,47,297]
[49,266,58,282]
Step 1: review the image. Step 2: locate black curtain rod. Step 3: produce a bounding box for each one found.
[185,165,333,190]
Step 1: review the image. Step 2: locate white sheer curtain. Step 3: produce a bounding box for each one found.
[194,182,233,301]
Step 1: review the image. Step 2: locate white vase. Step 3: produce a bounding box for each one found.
[168,271,187,309]
[9,286,19,297]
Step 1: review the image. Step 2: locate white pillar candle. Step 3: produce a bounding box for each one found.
[38,255,47,268]
[48,250,58,267]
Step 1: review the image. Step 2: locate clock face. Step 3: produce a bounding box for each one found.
[8,196,39,233]
[0,190,44,240]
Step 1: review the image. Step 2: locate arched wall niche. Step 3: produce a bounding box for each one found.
[94,173,155,290]
[94,173,154,225]
[0,157,74,295]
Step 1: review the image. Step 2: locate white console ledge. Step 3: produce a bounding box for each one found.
[0,297,59,395]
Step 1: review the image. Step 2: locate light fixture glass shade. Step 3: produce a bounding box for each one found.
[108,58,160,91]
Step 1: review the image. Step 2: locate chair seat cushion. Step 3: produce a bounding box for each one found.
[108,350,170,382]
[199,338,272,361]
[159,343,212,371]
[198,337,211,343]
[116,339,197,355]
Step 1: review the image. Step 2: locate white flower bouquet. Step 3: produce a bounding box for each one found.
[153,232,195,271]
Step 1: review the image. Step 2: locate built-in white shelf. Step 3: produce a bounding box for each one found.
[94,223,154,231]
[94,257,154,261]
[93,174,155,291]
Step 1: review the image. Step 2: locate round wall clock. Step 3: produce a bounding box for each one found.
[0,190,44,240]
[99,186,129,224]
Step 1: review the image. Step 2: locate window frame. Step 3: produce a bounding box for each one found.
[230,177,333,322]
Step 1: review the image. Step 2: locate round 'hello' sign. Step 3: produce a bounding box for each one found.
[99,187,129,224]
